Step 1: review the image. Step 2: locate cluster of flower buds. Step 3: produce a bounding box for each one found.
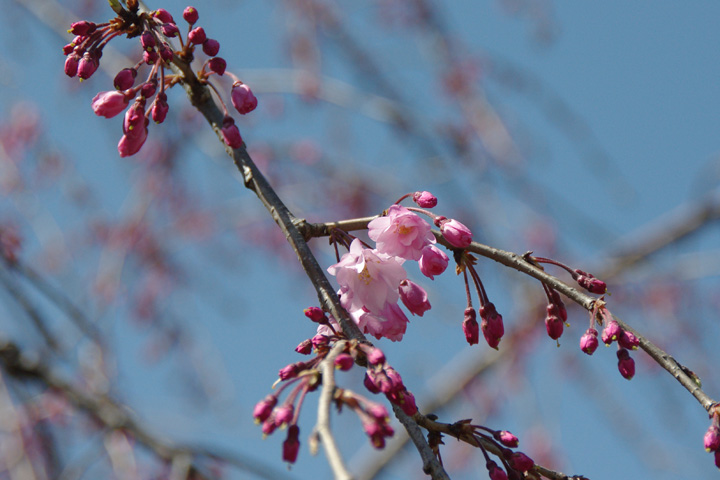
[257,311,419,462]
[0,225,21,265]
[458,251,505,349]
[64,3,257,157]
[440,420,533,479]
[362,347,418,418]
[704,406,720,469]
[583,304,639,380]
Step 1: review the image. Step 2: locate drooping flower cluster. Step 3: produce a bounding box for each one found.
[255,313,417,463]
[583,303,639,380]
[64,2,257,156]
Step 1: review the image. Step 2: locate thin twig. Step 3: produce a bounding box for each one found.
[315,340,353,480]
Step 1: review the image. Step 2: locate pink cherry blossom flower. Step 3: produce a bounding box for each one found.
[328,239,406,314]
[350,302,409,341]
[418,245,449,279]
[435,217,473,248]
[368,205,434,260]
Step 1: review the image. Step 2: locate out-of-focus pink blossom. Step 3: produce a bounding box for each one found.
[274,405,294,427]
[253,395,277,423]
[369,205,434,261]
[334,353,354,371]
[418,245,449,279]
[398,279,431,316]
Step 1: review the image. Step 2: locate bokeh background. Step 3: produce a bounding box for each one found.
[1,1,719,479]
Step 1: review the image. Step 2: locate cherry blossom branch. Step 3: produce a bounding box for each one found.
[315,340,352,479]
[300,217,718,413]
[162,36,449,480]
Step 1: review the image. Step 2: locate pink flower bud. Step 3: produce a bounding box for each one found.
[69,21,96,36]
[220,116,243,148]
[311,334,330,350]
[151,92,169,124]
[364,371,381,394]
[64,54,80,77]
[398,279,431,316]
[143,49,159,65]
[188,26,206,45]
[366,347,385,366]
[183,6,199,25]
[574,269,607,294]
[278,362,303,380]
[580,328,599,355]
[231,82,258,114]
[495,430,519,448]
[462,307,479,345]
[704,425,720,452]
[487,461,508,480]
[140,82,157,98]
[91,91,129,118]
[140,31,156,50]
[618,329,639,350]
[282,425,300,463]
[153,8,174,24]
[253,395,277,423]
[113,68,137,90]
[480,303,504,349]
[413,191,437,208]
[117,130,148,157]
[509,452,534,472]
[602,320,621,345]
[77,51,99,79]
[295,339,312,355]
[159,43,174,61]
[261,417,277,436]
[274,405,294,426]
[617,348,635,380]
[545,314,564,340]
[208,57,226,75]
[334,353,354,371]
[437,218,473,248]
[161,23,180,38]
[202,38,220,56]
[418,245,449,279]
[388,388,417,416]
[303,306,326,323]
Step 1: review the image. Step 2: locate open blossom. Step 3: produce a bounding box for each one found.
[350,302,409,341]
[328,239,406,314]
[368,205,434,261]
